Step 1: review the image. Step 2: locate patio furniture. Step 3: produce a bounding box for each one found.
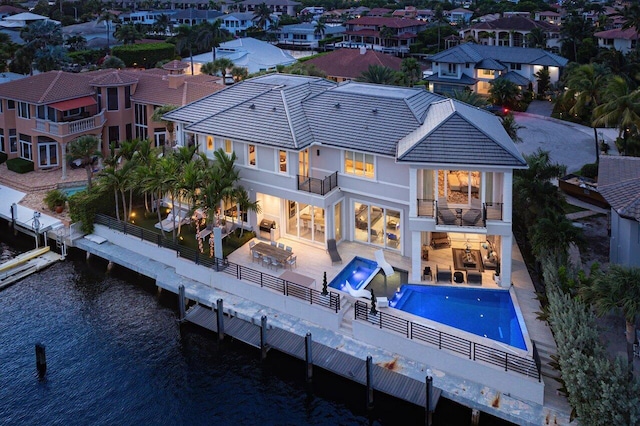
[278,242,285,249]
[437,209,456,225]
[430,232,451,249]
[286,255,297,269]
[154,210,188,232]
[453,271,465,284]
[422,266,432,281]
[252,250,262,263]
[370,228,379,241]
[375,249,394,277]
[253,242,292,265]
[326,238,342,265]
[387,233,400,248]
[270,257,284,270]
[285,246,293,252]
[271,241,277,247]
[249,240,256,251]
[467,271,482,285]
[462,210,481,226]
[344,280,371,299]
[436,265,452,283]
[377,297,389,308]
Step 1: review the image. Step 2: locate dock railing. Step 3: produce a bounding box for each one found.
[94,214,341,313]
[354,300,540,381]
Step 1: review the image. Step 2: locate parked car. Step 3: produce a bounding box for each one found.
[483,105,509,117]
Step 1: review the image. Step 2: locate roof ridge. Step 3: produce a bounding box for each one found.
[38,71,63,103]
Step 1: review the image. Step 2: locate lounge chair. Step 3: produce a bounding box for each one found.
[326,238,342,265]
[344,280,371,299]
[154,210,187,231]
[375,249,394,277]
[436,264,452,283]
[467,271,482,285]
[462,210,481,226]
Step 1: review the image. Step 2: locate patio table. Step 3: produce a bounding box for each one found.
[253,242,292,264]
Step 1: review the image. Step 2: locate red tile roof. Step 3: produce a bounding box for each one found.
[467,16,558,32]
[594,27,640,40]
[346,17,426,28]
[0,71,95,104]
[89,70,140,86]
[304,48,403,80]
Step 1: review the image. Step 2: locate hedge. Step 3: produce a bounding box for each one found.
[111,43,175,69]
[0,151,7,165]
[69,187,116,234]
[6,158,34,173]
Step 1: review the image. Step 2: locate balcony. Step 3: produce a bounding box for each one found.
[34,110,106,137]
[297,172,338,196]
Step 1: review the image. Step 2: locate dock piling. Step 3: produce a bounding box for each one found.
[216,299,224,341]
[426,370,433,426]
[107,261,114,272]
[304,332,313,382]
[366,355,374,410]
[178,285,186,320]
[35,343,46,377]
[471,409,480,425]
[260,315,268,360]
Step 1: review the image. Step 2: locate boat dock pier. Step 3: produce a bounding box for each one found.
[0,247,62,290]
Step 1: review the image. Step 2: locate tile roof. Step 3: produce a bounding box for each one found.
[304,48,403,79]
[466,16,558,32]
[0,71,95,104]
[346,16,426,28]
[429,42,568,67]
[498,71,530,86]
[594,27,640,40]
[89,70,140,86]
[598,156,640,221]
[168,74,526,167]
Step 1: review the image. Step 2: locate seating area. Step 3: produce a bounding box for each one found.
[436,264,452,283]
[250,239,297,271]
[430,232,451,249]
[154,210,189,232]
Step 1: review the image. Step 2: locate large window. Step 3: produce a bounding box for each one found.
[344,150,374,178]
[223,138,232,155]
[439,170,481,205]
[124,86,131,109]
[134,104,147,140]
[9,129,17,153]
[279,150,286,173]
[0,129,4,152]
[38,138,58,167]
[36,105,57,121]
[19,134,32,161]
[108,126,119,148]
[154,128,166,148]
[18,102,30,119]
[247,144,256,167]
[107,87,118,110]
[354,202,401,250]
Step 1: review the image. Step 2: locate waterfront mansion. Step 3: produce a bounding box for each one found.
[164,74,527,286]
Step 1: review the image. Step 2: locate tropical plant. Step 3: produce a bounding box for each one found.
[615,3,640,53]
[449,90,487,107]
[233,186,261,237]
[488,79,520,110]
[34,45,70,72]
[400,57,421,87]
[44,189,68,211]
[313,19,326,39]
[151,105,179,147]
[357,64,397,85]
[153,13,172,35]
[526,27,546,49]
[230,66,248,82]
[580,265,640,367]
[500,112,523,143]
[528,209,584,264]
[174,24,197,75]
[97,10,118,51]
[102,55,125,69]
[253,2,274,30]
[114,23,143,45]
[534,68,550,97]
[67,135,101,190]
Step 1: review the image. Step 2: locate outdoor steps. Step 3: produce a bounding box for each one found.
[339,300,354,334]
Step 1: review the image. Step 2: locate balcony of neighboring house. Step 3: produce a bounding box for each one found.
[34,109,106,138]
[297,171,338,196]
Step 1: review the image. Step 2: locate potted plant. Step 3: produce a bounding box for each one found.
[44,189,68,213]
[600,141,610,155]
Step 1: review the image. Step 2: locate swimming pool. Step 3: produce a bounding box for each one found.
[390,285,527,350]
[329,256,380,292]
[61,185,87,197]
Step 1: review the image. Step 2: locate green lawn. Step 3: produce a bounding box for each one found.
[127,208,255,257]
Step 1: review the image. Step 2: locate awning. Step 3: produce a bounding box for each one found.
[49,96,96,111]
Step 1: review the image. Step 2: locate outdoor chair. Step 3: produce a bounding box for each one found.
[287,255,297,269]
[270,257,283,270]
[252,250,261,263]
[467,271,482,285]
[270,241,277,247]
[278,242,285,249]
[326,238,342,265]
[262,256,272,269]
[285,246,293,252]
[453,271,465,284]
[436,264,452,283]
[422,266,432,282]
[249,240,256,251]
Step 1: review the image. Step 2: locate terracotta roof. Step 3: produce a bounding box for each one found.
[89,70,140,86]
[304,48,403,80]
[598,156,640,221]
[0,71,95,104]
[0,5,25,14]
[467,16,559,32]
[346,17,426,28]
[594,27,640,40]
[162,60,189,72]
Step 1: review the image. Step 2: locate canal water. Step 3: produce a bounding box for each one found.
[0,237,513,426]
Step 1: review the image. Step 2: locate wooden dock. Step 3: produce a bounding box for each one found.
[0,246,62,291]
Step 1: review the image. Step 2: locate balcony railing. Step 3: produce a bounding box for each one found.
[297,172,338,196]
[435,201,485,227]
[484,202,503,221]
[34,110,106,137]
[417,198,435,217]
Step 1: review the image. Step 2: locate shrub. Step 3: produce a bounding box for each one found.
[44,189,68,210]
[0,151,7,164]
[112,43,175,69]
[6,158,34,173]
[68,187,114,234]
[580,163,598,180]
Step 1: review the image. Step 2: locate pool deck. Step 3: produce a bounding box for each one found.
[74,226,571,426]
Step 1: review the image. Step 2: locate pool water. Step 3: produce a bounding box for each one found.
[391,285,527,350]
[329,256,380,291]
[62,185,87,196]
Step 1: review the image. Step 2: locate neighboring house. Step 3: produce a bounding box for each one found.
[233,0,300,17]
[448,8,474,25]
[533,10,562,26]
[338,17,428,54]
[120,10,177,25]
[164,73,526,287]
[304,47,403,82]
[367,8,392,17]
[598,156,640,268]
[594,27,639,54]
[185,37,296,74]
[172,8,223,26]
[426,42,568,95]
[460,16,561,51]
[63,19,118,49]
[272,22,345,49]
[0,11,58,28]
[0,61,223,178]
[219,12,257,35]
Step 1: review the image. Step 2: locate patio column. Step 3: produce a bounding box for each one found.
[411,230,421,282]
[502,172,513,223]
[61,142,67,180]
[500,233,512,288]
[409,168,417,218]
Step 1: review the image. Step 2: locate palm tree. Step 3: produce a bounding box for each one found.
[98,10,118,51]
[449,90,487,107]
[580,265,640,367]
[592,76,640,156]
[154,13,172,35]
[526,28,546,48]
[565,63,610,164]
[233,186,261,237]
[253,2,273,30]
[433,5,447,53]
[114,23,143,45]
[400,58,421,87]
[174,24,197,75]
[528,208,584,263]
[534,68,550,97]
[97,166,127,221]
[379,25,394,49]
[357,65,397,85]
[67,135,101,190]
[488,79,520,110]
[151,105,179,148]
[500,112,523,143]
[196,20,229,62]
[313,19,326,40]
[230,65,248,82]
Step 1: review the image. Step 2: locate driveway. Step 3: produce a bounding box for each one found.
[514,101,619,173]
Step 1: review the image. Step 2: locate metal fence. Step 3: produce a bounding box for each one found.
[94,214,341,312]
[353,301,540,381]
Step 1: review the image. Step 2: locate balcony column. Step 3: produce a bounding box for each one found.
[409,168,417,218]
[502,172,512,223]
[500,233,512,288]
[61,142,67,180]
[411,230,421,282]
